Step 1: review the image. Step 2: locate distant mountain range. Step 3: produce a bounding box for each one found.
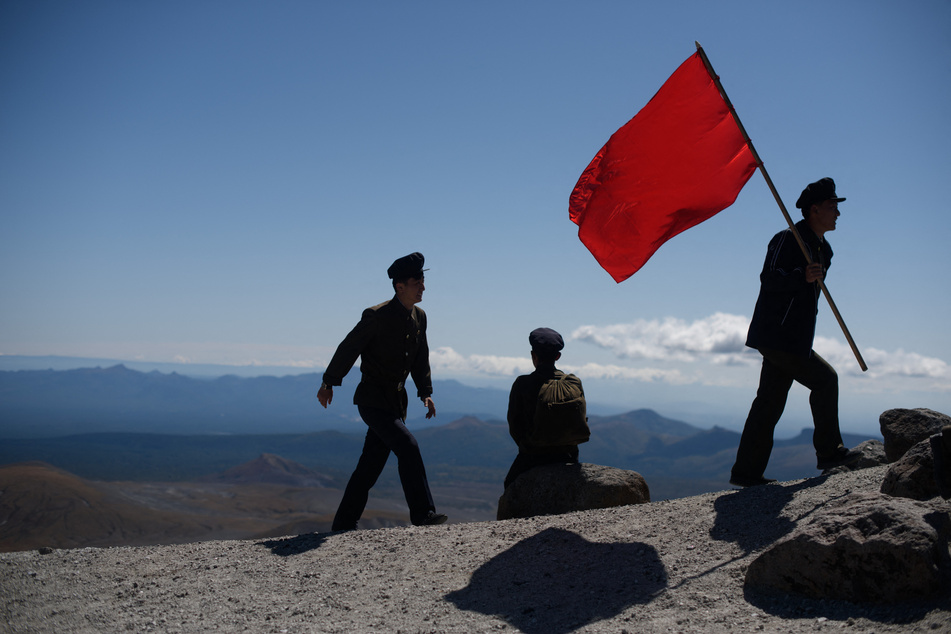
[0,413,877,553]
[0,364,511,437]
[0,410,873,497]
[0,363,881,554]
[0,354,314,378]
[0,364,876,486]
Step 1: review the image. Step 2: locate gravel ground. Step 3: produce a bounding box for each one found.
[2,465,949,633]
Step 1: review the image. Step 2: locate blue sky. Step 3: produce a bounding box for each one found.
[2,1,949,438]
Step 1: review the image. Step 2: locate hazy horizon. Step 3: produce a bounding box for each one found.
[0,352,907,440]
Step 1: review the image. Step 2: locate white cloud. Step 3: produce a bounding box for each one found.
[571,313,757,365]
[814,337,951,390]
[567,313,951,392]
[559,362,692,385]
[429,346,533,377]
[429,346,696,386]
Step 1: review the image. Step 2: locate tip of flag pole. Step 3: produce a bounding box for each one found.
[695,41,703,51]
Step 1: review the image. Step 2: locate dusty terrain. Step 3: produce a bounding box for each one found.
[2,464,949,633]
[0,461,501,553]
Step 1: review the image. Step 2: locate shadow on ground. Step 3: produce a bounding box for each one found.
[743,585,951,625]
[710,477,833,553]
[445,527,666,634]
[257,532,330,556]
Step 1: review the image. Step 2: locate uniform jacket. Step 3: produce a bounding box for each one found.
[746,219,832,357]
[322,296,432,419]
[507,366,581,455]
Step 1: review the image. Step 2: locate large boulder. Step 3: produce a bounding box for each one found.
[745,492,951,603]
[497,463,649,520]
[881,437,939,500]
[880,408,951,462]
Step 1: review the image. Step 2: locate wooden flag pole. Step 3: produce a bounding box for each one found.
[694,42,868,371]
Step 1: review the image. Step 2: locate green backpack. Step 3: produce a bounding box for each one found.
[529,373,590,446]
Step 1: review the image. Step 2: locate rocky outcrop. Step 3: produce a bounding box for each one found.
[881,438,940,500]
[5,464,951,632]
[497,462,649,520]
[849,438,887,467]
[880,408,951,463]
[745,491,951,603]
[823,438,887,475]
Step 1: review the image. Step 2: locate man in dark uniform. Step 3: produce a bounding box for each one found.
[317,252,447,529]
[730,178,861,487]
[504,327,587,488]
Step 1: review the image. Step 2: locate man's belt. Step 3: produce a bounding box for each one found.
[360,374,407,394]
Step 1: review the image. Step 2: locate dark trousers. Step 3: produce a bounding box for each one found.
[332,405,435,530]
[504,446,579,489]
[732,347,843,479]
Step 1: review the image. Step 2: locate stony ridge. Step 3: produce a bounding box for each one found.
[2,465,949,633]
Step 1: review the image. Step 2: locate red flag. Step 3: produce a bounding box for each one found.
[569,52,757,283]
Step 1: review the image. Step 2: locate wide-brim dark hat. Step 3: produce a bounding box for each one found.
[387,252,428,280]
[529,327,564,354]
[795,177,846,209]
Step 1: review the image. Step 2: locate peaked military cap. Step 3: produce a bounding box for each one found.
[387,252,427,280]
[795,177,846,209]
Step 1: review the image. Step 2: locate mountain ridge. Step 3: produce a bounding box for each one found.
[0,364,510,437]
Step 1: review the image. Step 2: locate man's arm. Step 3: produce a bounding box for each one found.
[409,310,433,400]
[760,230,815,294]
[409,308,434,418]
[506,376,532,447]
[317,308,378,408]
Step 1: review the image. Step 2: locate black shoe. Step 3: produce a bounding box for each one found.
[816,447,862,470]
[413,511,448,526]
[729,474,777,488]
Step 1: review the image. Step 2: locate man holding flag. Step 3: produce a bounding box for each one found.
[569,45,867,488]
[729,178,862,487]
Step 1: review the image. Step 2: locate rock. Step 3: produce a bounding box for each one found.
[745,491,951,603]
[880,408,951,462]
[822,438,887,475]
[497,462,649,520]
[881,438,939,500]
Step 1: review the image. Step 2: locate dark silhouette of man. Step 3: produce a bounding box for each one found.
[317,252,447,529]
[504,327,588,488]
[731,178,862,487]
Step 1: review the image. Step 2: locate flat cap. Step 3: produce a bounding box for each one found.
[529,327,564,354]
[387,252,427,280]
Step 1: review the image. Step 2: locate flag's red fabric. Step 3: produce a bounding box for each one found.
[569,52,757,283]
